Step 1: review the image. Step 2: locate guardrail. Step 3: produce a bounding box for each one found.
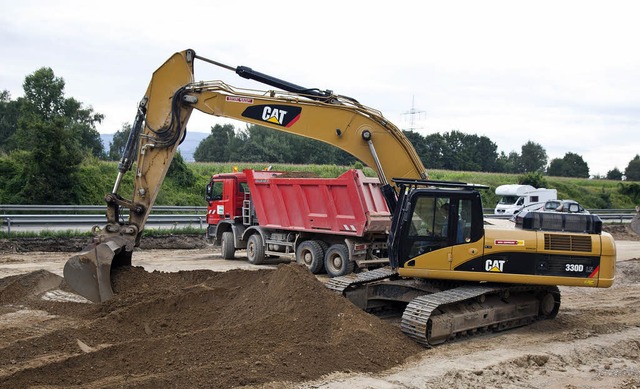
[0,205,206,213]
[1,205,636,235]
[1,205,208,235]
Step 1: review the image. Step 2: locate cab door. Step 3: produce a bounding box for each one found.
[449,197,484,269]
[206,179,227,225]
[206,176,243,224]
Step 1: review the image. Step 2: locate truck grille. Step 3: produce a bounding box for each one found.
[544,234,592,252]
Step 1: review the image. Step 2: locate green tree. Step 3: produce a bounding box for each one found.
[437,131,498,172]
[7,68,100,203]
[624,155,640,181]
[227,124,283,163]
[547,152,589,178]
[108,123,132,160]
[166,151,196,187]
[422,133,447,169]
[519,141,547,173]
[11,68,104,158]
[17,116,84,203]
[440,131,470,170]
[63,97,105,158]
[606,167,623,180]
[193,123,236,162]
[403,130,430,166]
[562,152,589,178]
[22,68,65,120]
[216,124,355,165]
[470,135,499,172]
[0,90,22,152]
[547,158,565,177]
[495,151,520,173]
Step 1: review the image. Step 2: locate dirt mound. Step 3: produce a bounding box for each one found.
[616,258,640,285]
[0,270,62,304]
[0,264,422,388]
[602,224,640,241]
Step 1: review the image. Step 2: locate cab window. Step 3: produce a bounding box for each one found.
[405,196,451,260]
[208,181,223,201]
[403,196,477,261]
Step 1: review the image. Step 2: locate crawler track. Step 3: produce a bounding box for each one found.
[325,266,398,293]
[401,285,560,346]
[327,270,561,347]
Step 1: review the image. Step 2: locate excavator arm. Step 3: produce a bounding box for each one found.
[63,49,427,302]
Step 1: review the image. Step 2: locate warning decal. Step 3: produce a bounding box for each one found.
[494,239,525,246]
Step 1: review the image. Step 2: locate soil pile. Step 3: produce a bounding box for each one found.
[0,269,62,304]
[0,264,422,388]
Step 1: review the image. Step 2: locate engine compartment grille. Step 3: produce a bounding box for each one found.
[544,234,593,252]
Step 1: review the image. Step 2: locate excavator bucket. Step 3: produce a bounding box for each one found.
[63,237,133,303]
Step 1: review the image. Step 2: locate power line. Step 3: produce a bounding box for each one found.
[402,96,426,131]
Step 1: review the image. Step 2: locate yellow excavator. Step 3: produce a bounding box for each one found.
[64,49,616,346]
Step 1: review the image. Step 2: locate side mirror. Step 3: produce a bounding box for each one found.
[205,183,213,202]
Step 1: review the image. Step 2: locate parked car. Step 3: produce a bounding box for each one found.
[542,199,589,214]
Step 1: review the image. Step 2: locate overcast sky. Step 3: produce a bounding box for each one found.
[1,0,638,176]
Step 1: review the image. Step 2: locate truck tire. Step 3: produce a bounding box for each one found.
[296,240,325,274]
[247,234,266,265]
[221,231,235,260]
[324,243,354,277]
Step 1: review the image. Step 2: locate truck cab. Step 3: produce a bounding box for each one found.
[205,172,251,233]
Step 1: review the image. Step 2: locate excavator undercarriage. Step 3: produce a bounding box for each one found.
[327,269,561,347]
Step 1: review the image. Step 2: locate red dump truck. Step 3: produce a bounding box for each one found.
[205,169,391,277]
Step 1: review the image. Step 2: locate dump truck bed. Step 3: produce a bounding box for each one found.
[245,169,390,237]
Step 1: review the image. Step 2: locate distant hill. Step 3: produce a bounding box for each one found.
[100,131,210,162]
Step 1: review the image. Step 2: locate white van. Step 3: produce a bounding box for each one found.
[494,185,557,215]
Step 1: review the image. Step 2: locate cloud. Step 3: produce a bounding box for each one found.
[1,0,639,176]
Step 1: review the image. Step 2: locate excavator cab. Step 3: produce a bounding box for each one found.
[388,180,487,270]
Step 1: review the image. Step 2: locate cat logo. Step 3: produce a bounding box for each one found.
[485,259,506,272]
[241,105,302,128]
[262,106,287,125]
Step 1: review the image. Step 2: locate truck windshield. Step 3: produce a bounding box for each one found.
[499,196,518,205]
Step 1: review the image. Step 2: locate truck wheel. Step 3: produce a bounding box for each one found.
[247,234,266,265]
[324,244,354,277]
[221,231,235,260]
[296,240,325,274]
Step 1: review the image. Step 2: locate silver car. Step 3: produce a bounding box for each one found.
[543,199,589,214]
